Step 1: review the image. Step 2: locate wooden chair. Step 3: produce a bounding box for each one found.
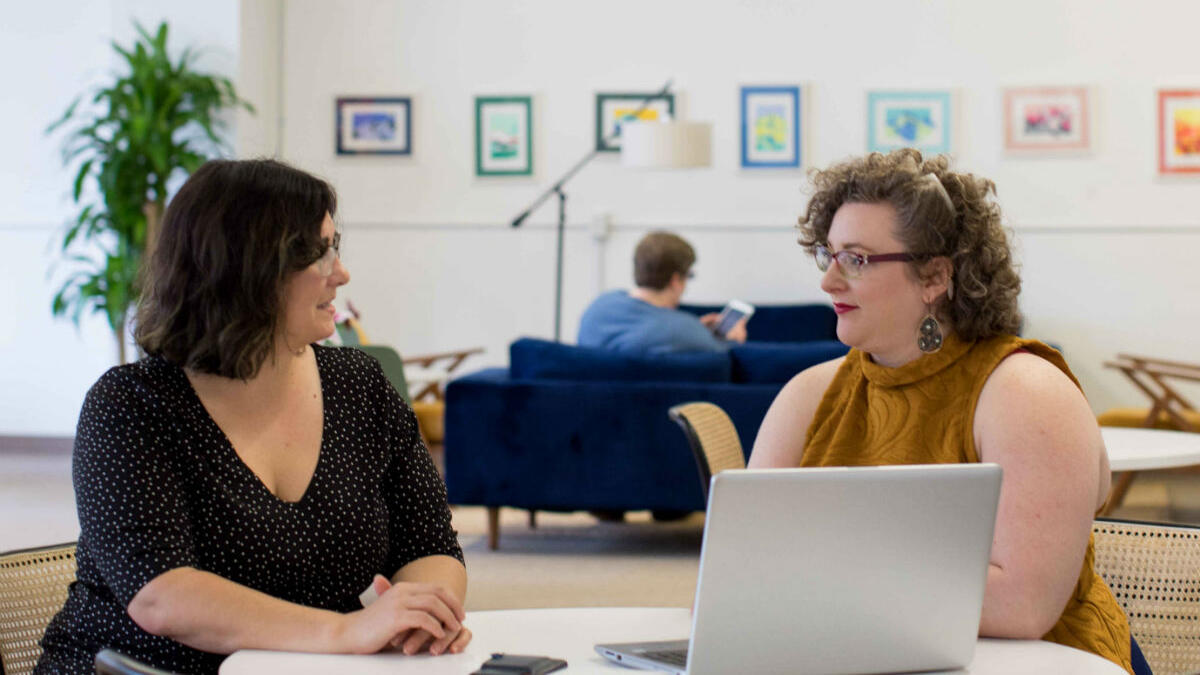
[1098,354,1200,514]
[668,402,746,500]
[0,543,77,675]
[1100,354,1200,432]
[1091,518,1200,675]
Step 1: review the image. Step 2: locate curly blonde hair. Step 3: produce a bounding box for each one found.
[797,149,1022,342]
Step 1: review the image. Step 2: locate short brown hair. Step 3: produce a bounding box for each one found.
[633,231,695,290]
[134,159,337,379]
[797,149,1022,341]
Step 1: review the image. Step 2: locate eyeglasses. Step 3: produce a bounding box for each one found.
[813,243,915,279]
[315,232,341,277]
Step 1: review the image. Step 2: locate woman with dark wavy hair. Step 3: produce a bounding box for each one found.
[38,159,470,674]
[749,150,1141,674]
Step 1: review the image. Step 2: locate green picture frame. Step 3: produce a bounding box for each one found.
[475,96,533,176]
[595,92,676,152]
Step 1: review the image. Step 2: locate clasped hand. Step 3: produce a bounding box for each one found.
[340,575,471,656]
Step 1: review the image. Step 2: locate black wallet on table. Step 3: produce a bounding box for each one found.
[472,652,568,674]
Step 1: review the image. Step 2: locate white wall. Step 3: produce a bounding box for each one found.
[279,0,1200,415]
[3,0,1199,436]
[0,0,238,437]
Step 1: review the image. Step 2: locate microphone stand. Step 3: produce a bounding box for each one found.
[509,79,674,342]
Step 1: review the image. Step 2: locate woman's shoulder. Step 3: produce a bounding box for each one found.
[85,355,181,407]
[75,357,185,456]
[764,354,851,422]
[313,344,394,396]
[982,348,1079,402]
[786,354,848,396]
[749,354,848,468]
[974,341,1092,442]
[975,335,1077,392]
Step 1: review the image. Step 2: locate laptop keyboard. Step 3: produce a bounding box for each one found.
[641,649,688,667]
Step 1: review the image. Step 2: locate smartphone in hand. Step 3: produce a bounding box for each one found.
[713,299,755,338]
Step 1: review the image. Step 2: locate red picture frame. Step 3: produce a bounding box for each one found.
[1002,87,1089,153]
[1158,89,1200,175]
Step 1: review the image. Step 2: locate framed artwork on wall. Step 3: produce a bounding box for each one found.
[740,86,801,168]
[335,97,412,155]
[1158,89,1200,175]
[1003,87,1090,153]
[475,96,533,176]
[867,90,952,154]
[595,92,675,153]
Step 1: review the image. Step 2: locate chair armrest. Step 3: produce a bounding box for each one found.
[402,348,485,401]
[402,347,485,372]
[1110,354,1200,379]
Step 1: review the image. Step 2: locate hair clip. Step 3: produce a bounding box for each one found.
[923,173,956,217]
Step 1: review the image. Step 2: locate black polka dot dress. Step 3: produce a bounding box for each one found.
[36,345,463,674]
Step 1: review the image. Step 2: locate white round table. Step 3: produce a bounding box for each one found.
[219,607,1125,674]
[1100,427,1200,513]
[1101,427,1200,472]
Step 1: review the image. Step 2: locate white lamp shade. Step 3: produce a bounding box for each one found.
[620,121,712,168]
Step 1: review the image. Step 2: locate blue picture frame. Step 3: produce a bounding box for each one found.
[740,86,801,168]
[336,97,412,155]
[866,90,952,154]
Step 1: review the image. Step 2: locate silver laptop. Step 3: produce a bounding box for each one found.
[596,463,1002,675]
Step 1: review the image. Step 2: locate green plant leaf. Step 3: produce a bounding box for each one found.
[46,97,82,134]
[46,18,253,347]
[72,159,94,201]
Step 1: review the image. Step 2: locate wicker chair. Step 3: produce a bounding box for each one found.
[0,543,77,675]
[1092,519,1200,675]
[668,402,746,500]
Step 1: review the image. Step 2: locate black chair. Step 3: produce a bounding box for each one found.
[94,649,177,675]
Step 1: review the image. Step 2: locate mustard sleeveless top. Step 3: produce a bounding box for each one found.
[802,333,1132,673]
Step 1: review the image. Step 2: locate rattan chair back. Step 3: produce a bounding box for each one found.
[1092,519,1200,675]
[668,402,746,500]
[0,542,77,675]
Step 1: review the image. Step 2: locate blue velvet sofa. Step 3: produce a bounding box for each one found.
[443,303,847,547]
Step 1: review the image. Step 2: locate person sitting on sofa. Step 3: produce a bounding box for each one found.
[578,231,747,354]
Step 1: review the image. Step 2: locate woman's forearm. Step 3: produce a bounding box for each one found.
[392,555,467,603]
[127,567,346,654]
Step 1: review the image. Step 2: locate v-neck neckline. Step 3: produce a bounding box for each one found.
[176,346,329,506]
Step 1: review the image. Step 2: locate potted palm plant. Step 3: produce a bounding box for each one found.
[47,21,252,364]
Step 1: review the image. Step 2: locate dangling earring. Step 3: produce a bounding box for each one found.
[917,306,943,354]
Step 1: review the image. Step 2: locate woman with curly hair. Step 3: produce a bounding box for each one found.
[38,159,470,674]
[749,149,1142,674]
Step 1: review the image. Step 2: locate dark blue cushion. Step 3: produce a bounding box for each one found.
[444,370,782,511]
[510,337,731,383]
[729,340,849,383]
[679,303,837,343]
